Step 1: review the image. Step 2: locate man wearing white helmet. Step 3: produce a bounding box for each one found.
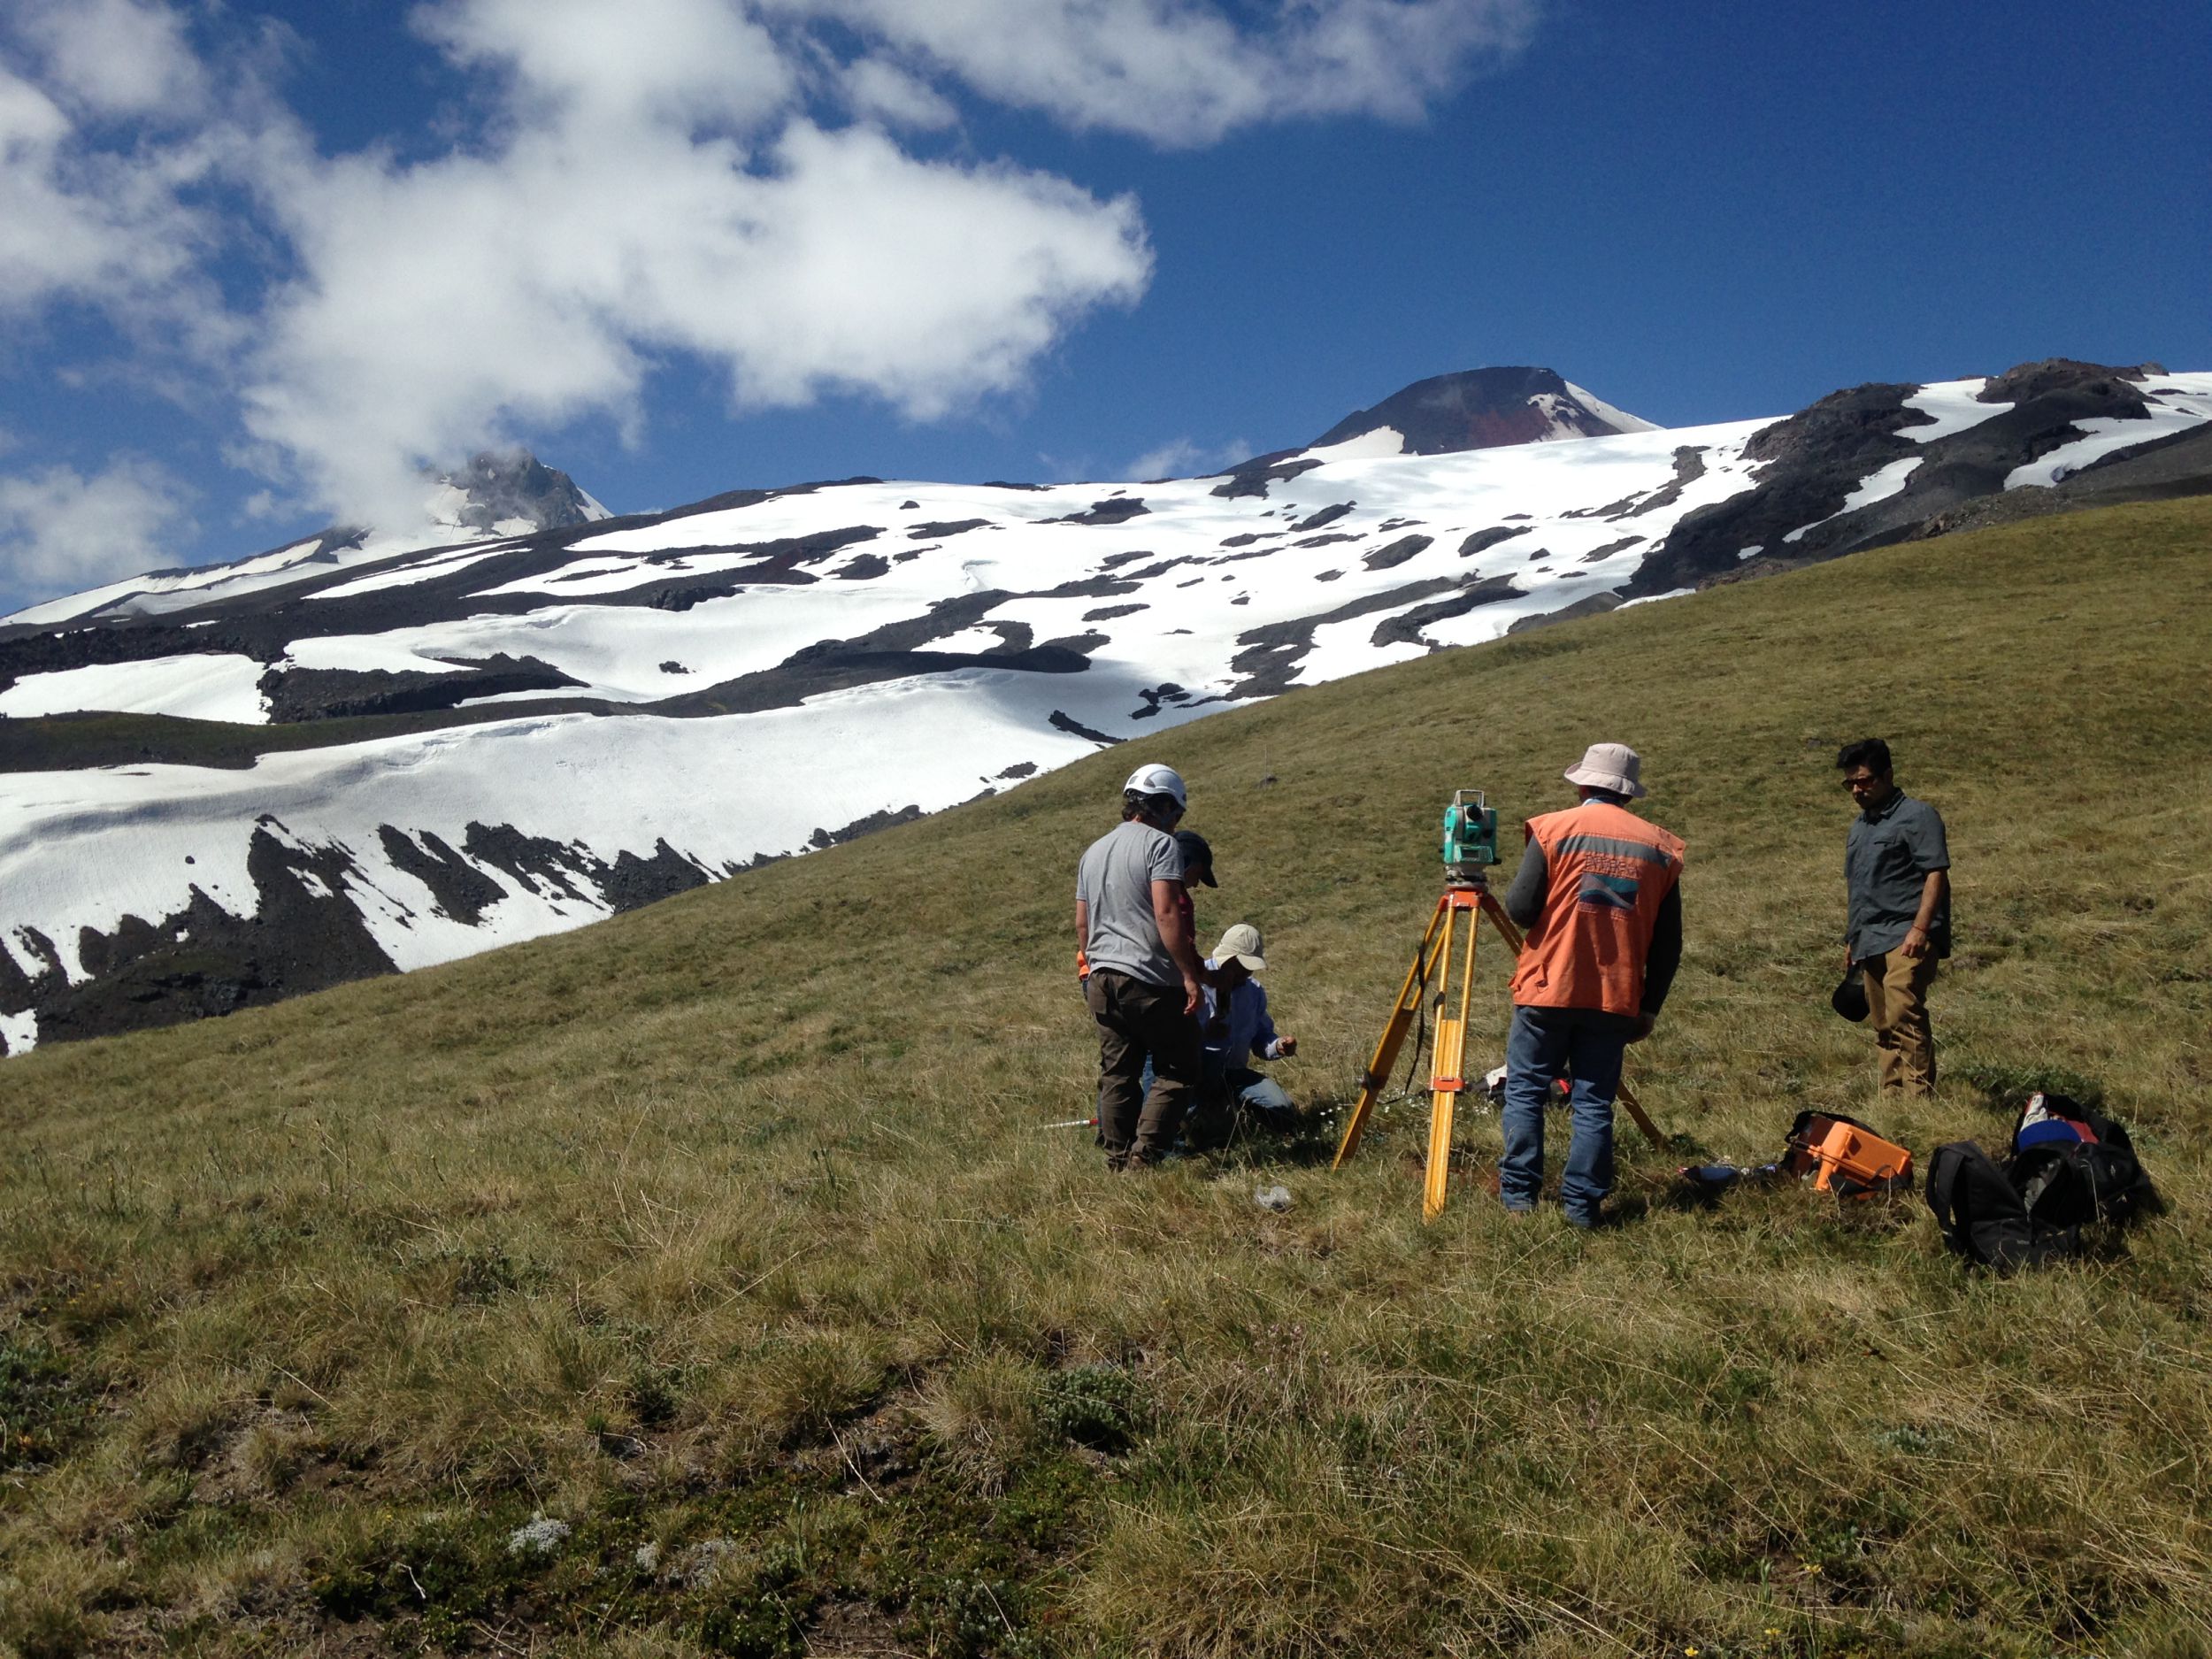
[1075,764,1206,1170]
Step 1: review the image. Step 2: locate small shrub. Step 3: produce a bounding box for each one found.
[1036,1366,1140,1453]
[628,1362,682,1430]
[0,1336,92,1470]
[0,1592,94,1659]
[695,1543,811,1659]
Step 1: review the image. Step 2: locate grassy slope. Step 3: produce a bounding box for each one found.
[2,498,2208,1659]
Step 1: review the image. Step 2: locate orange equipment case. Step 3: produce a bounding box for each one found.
[1799,1118,1914,1195]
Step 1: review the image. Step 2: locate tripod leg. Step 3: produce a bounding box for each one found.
[1333,897,1451,1169]
[1424,898,1481,1222]
[1616,1080,1664,1149]
[1480,889,1666,1148]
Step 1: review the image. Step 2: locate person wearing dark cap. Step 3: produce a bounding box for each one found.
[1172,828,1216,946]
[1496,742,1686,1228]
[1836,738,1950,1097]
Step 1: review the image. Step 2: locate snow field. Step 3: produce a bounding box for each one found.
[0,667,1123,1002]
[0,653,269,723]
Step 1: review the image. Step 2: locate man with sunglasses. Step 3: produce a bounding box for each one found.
[1075,764,1206,1170]
[1837,738,1952,1097]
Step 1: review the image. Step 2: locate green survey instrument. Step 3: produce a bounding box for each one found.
[1335,793,1666,1221]
[1440,788,1500,879]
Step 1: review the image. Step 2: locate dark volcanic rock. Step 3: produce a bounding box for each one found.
[1507,594,1624,634]
[443,450,603,532]
[1629,360,2175,596]
[456,824,711,911]
[835,553,891,580]
[1583,536,1644,563]
[909,519,990,540]
[1978,358,2154,405]
[1049,709,1124,745]
[1210,455,1323,499]
[1046,498,1150,526]
[1625,382,1926,595]
[603,841,716,911]
[1362,534,1434,572]
[1621,447,1710,518]
[258,654,586,722]
[1225,576,1464,697]
[1740,381,1926,470]
[378,826,507,924]
[1458,526,1532,557]
[1369,577,1525,649]
[809,806,924,849]
[26,818,402,1045]
[1291,503,1355,533]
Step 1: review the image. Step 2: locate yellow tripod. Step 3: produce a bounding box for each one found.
[1331,881,1665,1220]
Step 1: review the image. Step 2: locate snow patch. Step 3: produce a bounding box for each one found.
[1293,426,1408,462]
[1563,380,1660,434]
[0,654,270,724]
[1902,378,2009,442]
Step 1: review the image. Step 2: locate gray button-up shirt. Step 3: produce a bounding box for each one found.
[1846,791,1951,961]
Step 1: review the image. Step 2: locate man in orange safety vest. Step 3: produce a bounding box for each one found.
[1497,741,1685,1227]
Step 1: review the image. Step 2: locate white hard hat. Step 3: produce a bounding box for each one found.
[1123,763,1187,809]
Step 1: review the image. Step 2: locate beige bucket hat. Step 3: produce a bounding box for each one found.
[1210,923,1266,972]
[1563,741,1647,799]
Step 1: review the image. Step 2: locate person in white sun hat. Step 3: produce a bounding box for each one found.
[1074,764,1205,1171]
[1194,922,1300,1133]
[1495,741,1686,1228]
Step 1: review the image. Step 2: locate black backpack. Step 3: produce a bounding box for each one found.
[2003,1094,2157,1229]
[1926,1094,2159,1270]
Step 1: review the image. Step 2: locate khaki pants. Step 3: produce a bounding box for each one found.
[1085,970,1199,1167]
[1860,949,1939,1096]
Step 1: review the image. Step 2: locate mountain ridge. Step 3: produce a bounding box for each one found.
[2,358,2208,1051]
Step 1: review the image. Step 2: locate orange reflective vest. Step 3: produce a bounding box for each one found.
[1507,800,1686,1017]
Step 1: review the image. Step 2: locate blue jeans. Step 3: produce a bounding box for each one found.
[1500,1005,1636,1225]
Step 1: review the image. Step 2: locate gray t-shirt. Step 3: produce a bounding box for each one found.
[1076,820,1185,987]
[1846,791,1951,960]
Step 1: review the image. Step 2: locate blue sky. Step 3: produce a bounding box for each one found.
[1,1,2206,611]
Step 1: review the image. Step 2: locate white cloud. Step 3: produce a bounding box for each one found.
[414,0,794,131]
[239,0,1156,525]
[0,0,1540,595]
[768,0,1537,144]
[1125,435,1253,479]
[12,0,208,119]
[839,56,960,131]
[0,458,195,597]
[0,66,205,311]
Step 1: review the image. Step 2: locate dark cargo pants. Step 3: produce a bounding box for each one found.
[1085,968,1200,1167]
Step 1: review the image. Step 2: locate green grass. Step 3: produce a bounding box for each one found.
[3,498,2210,1657]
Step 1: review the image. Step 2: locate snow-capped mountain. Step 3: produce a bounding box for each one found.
[2,451,610,633]
[1302,365,1658,457]
[3,360,2207,1052]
